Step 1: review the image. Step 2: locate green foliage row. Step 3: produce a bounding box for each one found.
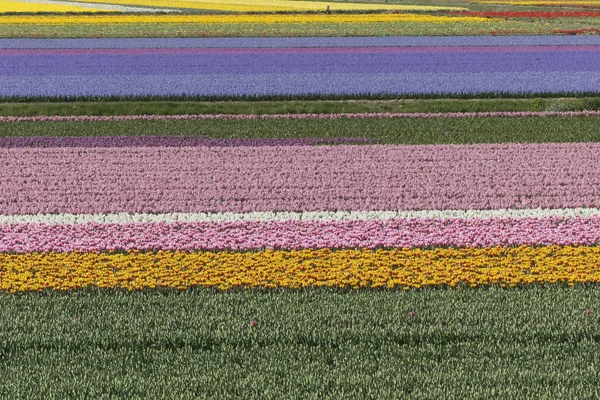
[3,115,600,144]
[2,97,600,117]
[0,287,598,398]
[2,18,600,38]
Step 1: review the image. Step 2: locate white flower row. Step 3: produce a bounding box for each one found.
[15,0,180,13]
[2,208,600,225]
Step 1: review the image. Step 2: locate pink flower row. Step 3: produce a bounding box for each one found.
[2,216,600,252]
[2,110,600,123]
[2,143,599,215]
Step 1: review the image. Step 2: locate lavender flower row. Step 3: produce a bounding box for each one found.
[3,45,600,96]
[4,72,600,97]
[2,36,600,50]
[2,110,600,124]
[0,136,371,148]
[4,48,599,76]
[2,216,600,252]
[2,143,599,215]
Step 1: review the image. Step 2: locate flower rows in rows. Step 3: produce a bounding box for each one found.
[2,143,599,214]
[1,246,598,292]
[3,216,600,252]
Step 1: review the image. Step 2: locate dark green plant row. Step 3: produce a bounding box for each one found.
[0,286,598,398]
[2,97,600,117]
[3,115,600,144]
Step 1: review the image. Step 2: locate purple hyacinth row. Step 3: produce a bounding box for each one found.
[5,72,600,97]
[4,47,599,75]
[0,136,371,148]
[2,110,600,124]
[2,143,599,215]
[3,216,600,253]
[2,36,599,49]
[3,46,600,97]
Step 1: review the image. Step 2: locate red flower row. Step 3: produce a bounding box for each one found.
[451,10,600,18]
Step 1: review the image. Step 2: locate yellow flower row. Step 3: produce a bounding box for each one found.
[0,13,495,25]
[1,245,599,292]
[0,0,109,13]
[64,0,466,12]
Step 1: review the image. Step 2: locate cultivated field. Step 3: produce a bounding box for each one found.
[1,0,600,398]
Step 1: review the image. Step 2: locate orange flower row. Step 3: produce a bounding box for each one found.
[1,245,599,292]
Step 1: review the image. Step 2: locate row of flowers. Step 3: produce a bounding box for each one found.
[3,208,600,224]
[9,45,593,56]
[3,216,600,252]
[6,0,463,13]
[0,0,175,13]
[1,246,598,292]
[474,0,600,8]
[4,45,598,97]
[2,110,600,123]
[2,36,596,49]
[451,11,600,18]
[3,143,599,214]
[0,13,494,26]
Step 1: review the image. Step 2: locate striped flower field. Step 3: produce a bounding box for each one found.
[3,128,600,292]
[2,11,600,397]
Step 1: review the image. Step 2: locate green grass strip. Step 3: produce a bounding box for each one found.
[4,115,600,144]
[0,287,598,398]
[2,97,600,117]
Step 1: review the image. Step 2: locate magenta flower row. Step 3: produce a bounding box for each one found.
[2,216,600,252]
[2,110,600,123]
[2,143,599,215]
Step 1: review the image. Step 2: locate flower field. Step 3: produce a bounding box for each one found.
[5,0,465,12]
[2,1,600,397]
[3,36,600,98]
[4,0,600,37]
[3,131,600,292]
